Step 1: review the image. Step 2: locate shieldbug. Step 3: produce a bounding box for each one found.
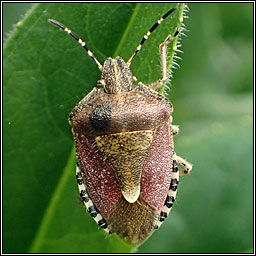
[49,6,192,247]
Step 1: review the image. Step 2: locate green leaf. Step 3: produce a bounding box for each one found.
[3,3,184,253]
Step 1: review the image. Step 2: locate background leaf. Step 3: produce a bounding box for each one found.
[3,2,185,253]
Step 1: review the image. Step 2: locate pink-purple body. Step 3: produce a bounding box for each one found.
[70,59,178,245]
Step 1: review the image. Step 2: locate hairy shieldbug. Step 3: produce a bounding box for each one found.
[49,6,192,247]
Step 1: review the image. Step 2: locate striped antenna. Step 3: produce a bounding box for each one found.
[127,7,177,66]
[48,19,102,71]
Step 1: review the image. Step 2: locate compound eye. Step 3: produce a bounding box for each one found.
[97,79,106,87]
[89,105,112,131]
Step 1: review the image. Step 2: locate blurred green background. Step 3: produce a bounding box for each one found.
[3,3,253,254]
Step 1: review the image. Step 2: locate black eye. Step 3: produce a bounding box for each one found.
[89,105,112,131]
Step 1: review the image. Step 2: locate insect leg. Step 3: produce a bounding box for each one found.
[48,19,102,70]
[175,155,192,175]
[171,125,179,135]
[147,29,179,90]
